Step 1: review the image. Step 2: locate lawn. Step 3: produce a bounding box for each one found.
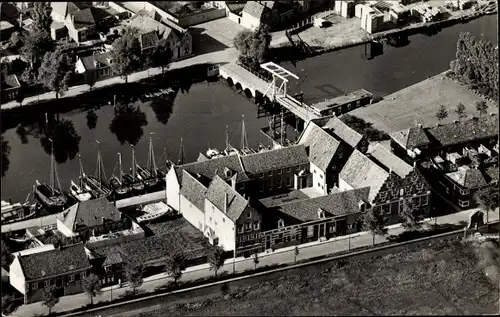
[140,238,499,316]
[349,73,498,133]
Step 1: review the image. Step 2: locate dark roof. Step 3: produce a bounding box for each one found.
[129,13,173,40]
[180,155,248,185]
[227,2,247,14]
[322,116,364,149]
[367,143,413,178]
[278,187,370,222]
[243,1,268,19]
[19,243,91,281]
[240,145,310,174]
[61,198,121,231]
[180,170,207,211]
[70,8,96,30]
[2,74,20,89]
[391,115,499,150]
[298,122,340,171]
[446,167,487,189]
[205,175,249,222]
[51,2,88,19]
[0,3,19,22]
[79,52,112,71]
[139,31,159,49]
[102,250,125,266]
[340,150,389,201]
[484,166,499,183]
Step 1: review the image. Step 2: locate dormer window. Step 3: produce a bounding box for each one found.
[358,200,366,212]
[224,167,232,177]
[278,219,284,228]
[107,58,113,64]
[317,208,325,219]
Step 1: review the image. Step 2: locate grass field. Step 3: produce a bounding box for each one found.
[140,238,499,316]
[349,73,498,133]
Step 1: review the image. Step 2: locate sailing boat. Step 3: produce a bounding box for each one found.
[223,125,239,156]
[122,145,145,193]
[1,194,40,224]
[109,153,131,197]
[240,114,255,155]
[139,133,162,189]
[81,141,113,198]
[156,148,173,178]
[34,138,67,209]
[69,154,92,202]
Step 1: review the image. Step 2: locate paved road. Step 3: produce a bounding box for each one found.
[12,207,498,317]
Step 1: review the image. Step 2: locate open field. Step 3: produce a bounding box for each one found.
[139,238,500,316]
[349,73,498,133]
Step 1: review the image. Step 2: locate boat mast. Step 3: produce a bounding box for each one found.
[225,125,230,151]
[78,154,85,188]
[49,138,54,194]
[131,145,136,180]
[118,153,123,182]
[280,109,284,146]
[241,114,248,150]
[147,133,158,176]
[178,138,185,165]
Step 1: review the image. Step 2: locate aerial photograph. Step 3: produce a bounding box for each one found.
[0,1,499,316]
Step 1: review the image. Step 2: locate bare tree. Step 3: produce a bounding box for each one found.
[455,102,466,121]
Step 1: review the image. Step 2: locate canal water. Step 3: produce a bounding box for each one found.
[1,15,497,202]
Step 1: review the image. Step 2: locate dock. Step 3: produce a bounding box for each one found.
[219,62,320,122]
[1,213,63,233]
[115,190,166,209]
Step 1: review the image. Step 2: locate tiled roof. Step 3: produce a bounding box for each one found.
[18,243,90,281]
[240,145,310,175]
[137,8,162,22]
[2,74,20,89]
[129,13,173,40]
[484,166,499,183]
[391,115,499,150]
[322,116,364,149]
[139,31,159,49]
[61,198,121,232]
[180,170,207,211]
[368,143,413,178]
[197,153,209,162]
[446,167,487,189]
[205,175,249,222]
[79,52,112,71]
[180,154,249,185]
[0,21,14,31]
[51,2,86,19]
[243,1,267,19]
[278,187,370,222]
[102,250,125,266]
[340,150,389,201]
[69,8,96,30]
[298,122,340,171]
[227,2,247,14]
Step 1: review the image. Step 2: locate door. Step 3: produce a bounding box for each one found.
[319,223,325,237]
[178,47,180,57]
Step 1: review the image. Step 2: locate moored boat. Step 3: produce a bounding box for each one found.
[122,173,145,192]
[1,198,40,224]
[136,202,172,223]
[69,181,92,202]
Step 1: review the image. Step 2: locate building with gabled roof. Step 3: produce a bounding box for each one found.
[10,243,91,304]
[1,74,21,103]
[240,1,272,30]
[75,52,114,83]
[368,143,413,178]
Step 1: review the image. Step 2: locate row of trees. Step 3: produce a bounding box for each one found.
[435,100,490,123]
[450,32,499,102]
[234,25,272,72]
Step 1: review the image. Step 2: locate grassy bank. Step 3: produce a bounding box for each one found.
[140,238,499,316]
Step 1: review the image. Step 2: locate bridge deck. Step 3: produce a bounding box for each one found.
[220,64,320,122]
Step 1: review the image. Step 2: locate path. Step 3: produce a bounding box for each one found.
[12,207,498,317]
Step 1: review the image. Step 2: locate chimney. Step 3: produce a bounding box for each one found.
[72,14,75,24]
[231,176,236,189]
[101,217,105,225]
[224,192,228,214]
[417,123,422,128]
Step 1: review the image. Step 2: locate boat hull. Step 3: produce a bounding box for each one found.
[34,183,66,209]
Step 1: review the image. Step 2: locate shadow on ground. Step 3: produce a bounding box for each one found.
[189,27,229,55]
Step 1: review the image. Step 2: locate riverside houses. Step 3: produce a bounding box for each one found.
[339,144,431,224]
[390,114,499,208]
[9,243,91,304]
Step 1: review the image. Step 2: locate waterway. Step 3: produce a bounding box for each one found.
[1,15,497,202]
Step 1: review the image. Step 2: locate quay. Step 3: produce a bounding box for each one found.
[115,190,166,209]
[219,62,321,123]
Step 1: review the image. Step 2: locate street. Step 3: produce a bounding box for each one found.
[11,207,498,317]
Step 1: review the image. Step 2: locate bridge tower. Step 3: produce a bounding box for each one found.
[260,62,299,101]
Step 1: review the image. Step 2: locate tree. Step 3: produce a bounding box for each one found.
[475,100,489,116]
[124,259,144,295]
[21,30,53,68]
[164,249,187,286]
[207,246,225,279]
[1,239,13,269]
[82,274,102,306]
[21,65,38,86]
[455,102,466,121]
[15,125,29,144]
[2,294,19,316]
[147,38,172,75]
[110,30,142,83]
[435,105,449,123]
[234,25,272,71]
[15,86,25,107]
[253,252,259,270]
[41,285,60,315]
[340,114,390,141]
[361,208,387,246]
[40,119,81,164]
[294,245,299,264]
[150,97,174,125]
[1,136,11,177]
[32,2,53,33]
[474,186,499,224]
[400,198,423,231]
[109,102,148,145]
[86,110,98,130]
[37,48,74,99]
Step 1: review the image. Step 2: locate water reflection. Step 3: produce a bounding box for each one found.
[15,125,29,144]
[149,95,174,125]
[109,101,148,146]
[1,135,10,177]
[86,110,98,130]
[40,118,81,164]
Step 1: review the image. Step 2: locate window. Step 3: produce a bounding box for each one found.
[320,174,323,179]
[259,172,264,179]
[458,199,470,207]
[247,211,252,219]
[278,169,282,174]
[81,272,86,279]
[237,225,244,234]
[245,222,252,230]
[399,188,404,196]
[329,223,336,233]
[287,167,291,172]
[422,195,428,206]
[268,181,273,190]
[347,224,353,230]
[259,183,265,192]
[277,179,282,188]
[413,197,421,207]
[459,188,470,195]
[278,219,285,228]
[339,152,343,159]
[268,171,273,176]
[31,282,38,290]
[286,177,291,186]
[223,218,225,223]
[105,265,111,273]
[313,169,316,174]
[44,280,51,288]
[307,226,314,237]
[253,221,260,230]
